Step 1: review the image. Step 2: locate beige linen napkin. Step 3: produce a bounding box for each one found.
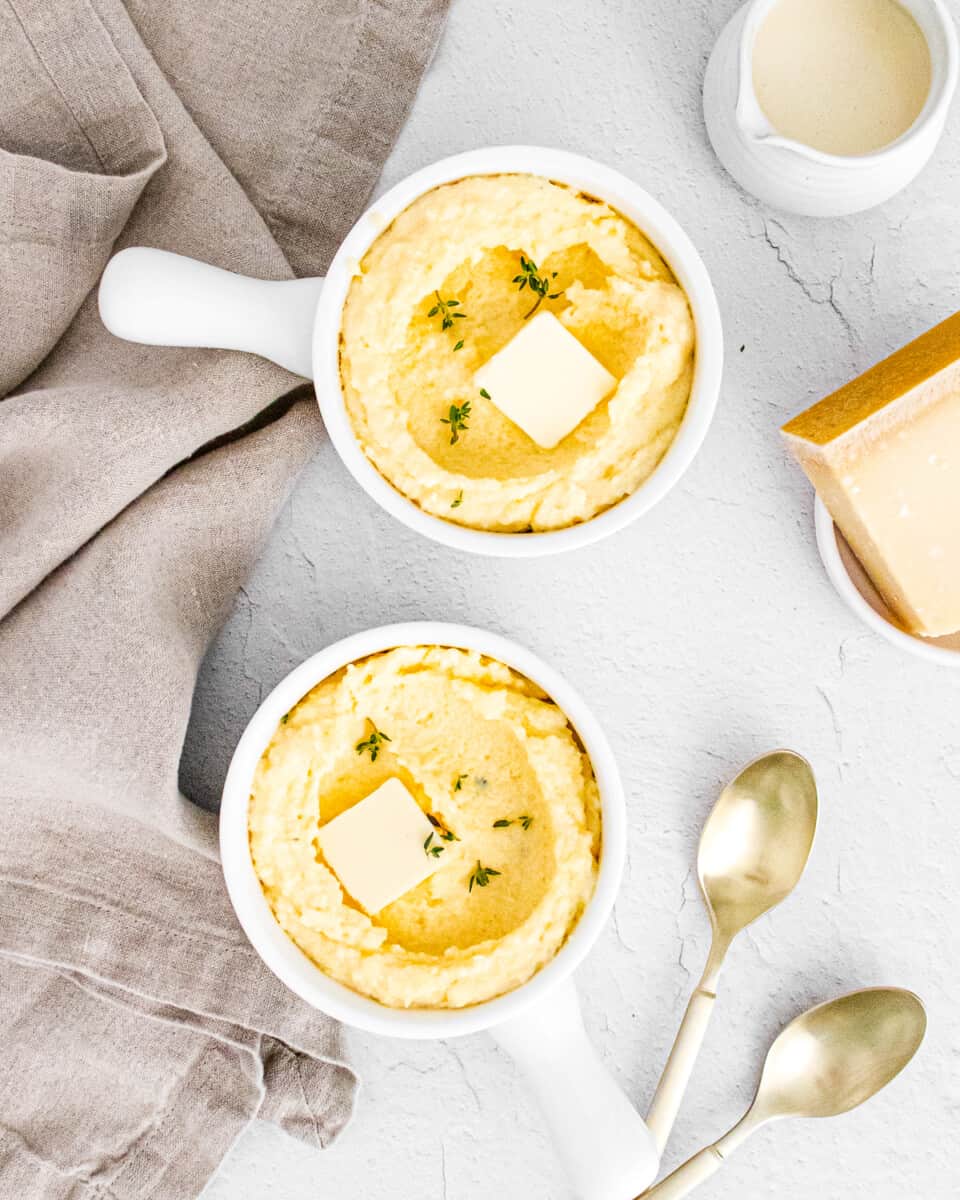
[0,0,448,1196]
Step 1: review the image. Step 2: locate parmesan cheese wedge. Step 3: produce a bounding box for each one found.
[783,311,960,637]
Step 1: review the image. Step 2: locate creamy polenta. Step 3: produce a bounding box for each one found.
[248,646,600,1009]
[339,173,695,532]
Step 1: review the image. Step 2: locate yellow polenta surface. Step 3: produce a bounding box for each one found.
[339,174,695,532]
[248,646,600,1009]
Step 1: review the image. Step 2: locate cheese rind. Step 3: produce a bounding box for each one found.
[783,312,960,637]
[784,312,960,445]
[474,311,617,449]
[315,778,438,914]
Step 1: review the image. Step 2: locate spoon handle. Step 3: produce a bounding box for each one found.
[637,1147,722,1199]
[645,987,716,1153]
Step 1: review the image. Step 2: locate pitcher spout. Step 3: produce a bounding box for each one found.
[734,0,778,142]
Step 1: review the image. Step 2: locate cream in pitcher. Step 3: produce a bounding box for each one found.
[752,0,932,155]
[701,0,957,215]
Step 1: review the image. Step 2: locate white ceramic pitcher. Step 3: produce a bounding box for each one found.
[702,0,958,216]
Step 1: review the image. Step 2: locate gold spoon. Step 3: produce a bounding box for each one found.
[646,750,818,1153]
[641,988,927,1198]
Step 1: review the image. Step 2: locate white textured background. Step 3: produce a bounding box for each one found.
[192,1,960,1196]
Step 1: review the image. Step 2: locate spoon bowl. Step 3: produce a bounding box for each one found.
[754,987,928,1122]
[646,751,818,1153]
[700,750,819,948]
[643,988,927,1199]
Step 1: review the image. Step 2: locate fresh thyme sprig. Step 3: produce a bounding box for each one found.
[513,255,563,319]
[427,811,459,842]
[355,723,391,761]
[423,832,445,858]
[441,400,471,444]
[468,861,501,892]
[428,291,467,350]
[493,815,534,830]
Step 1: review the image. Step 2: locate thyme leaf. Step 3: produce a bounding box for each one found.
[423,832,445,858]
[441,400,471,445]
[430,291,468,350]
[468,861,501,892]
[512,255,563,319]
[493,815,534,830]
[355,723,391,761]
[427,811,460,842]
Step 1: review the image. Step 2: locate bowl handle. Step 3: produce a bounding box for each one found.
[490,978,660,1200]
[98,247,324,379]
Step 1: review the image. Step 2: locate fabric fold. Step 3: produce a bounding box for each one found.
[0,0,168,392]
[0,0,450,1195]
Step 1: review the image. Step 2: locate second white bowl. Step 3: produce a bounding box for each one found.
[218,621,661,1199]
[219,620,627,1037]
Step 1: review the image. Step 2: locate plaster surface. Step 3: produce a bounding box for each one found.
[192,1,960,1195]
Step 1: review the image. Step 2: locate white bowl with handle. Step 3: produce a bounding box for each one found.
[220,621,659,1199]
[98,145,723,558]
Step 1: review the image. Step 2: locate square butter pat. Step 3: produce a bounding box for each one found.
[316,777,438,914]
[474,311,617,449]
